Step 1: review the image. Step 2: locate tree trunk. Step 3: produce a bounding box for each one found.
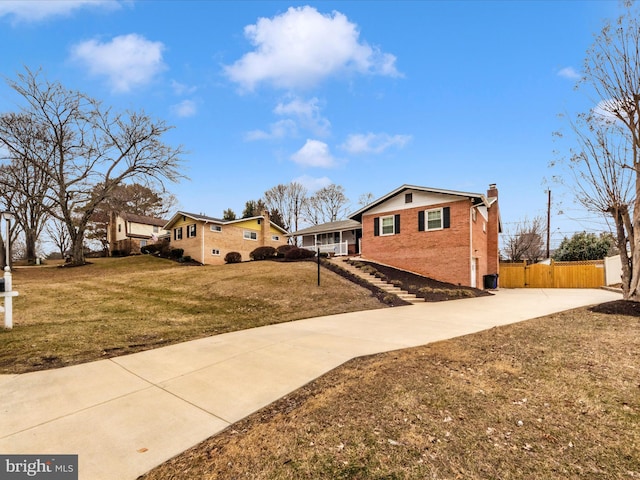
[613,207,631,298]
[25,229,37,265]
[0,236,5,269]
[628,178,640,301]
[68,226,86,266]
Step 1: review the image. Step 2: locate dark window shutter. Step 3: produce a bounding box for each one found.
[443,207,451,228]
[374,217,380,236]
[394,214,401,234]
[418,211,425,231]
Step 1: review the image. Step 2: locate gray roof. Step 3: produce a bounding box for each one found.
[290,219,361,237]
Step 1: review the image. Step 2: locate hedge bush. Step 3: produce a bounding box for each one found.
[276,244,296,258]
[225,251,242,264]
[250,246,277,261]
[284,246,316,260]
[169,248,184,259]
[141,244,159,254]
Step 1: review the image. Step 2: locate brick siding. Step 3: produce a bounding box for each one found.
[361,199,476,286]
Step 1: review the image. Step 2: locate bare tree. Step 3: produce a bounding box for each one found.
[502,216,546,263]
[565,6,640,299]
[304,184,350,225]
[0,115,53,264]
[358,192,375,206]
[0,68,184,266]
[263,182,308,233]
[44,216,71,259]
[559,115,634,295]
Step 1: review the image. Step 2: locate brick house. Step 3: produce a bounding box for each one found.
[163,210,288,265]
[350,184,501,288]
[107,212,170,255]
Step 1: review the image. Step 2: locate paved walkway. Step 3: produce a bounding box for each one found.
[0,288,621,480]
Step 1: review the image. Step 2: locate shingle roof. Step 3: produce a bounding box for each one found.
[121,213,168,227]
[290,219,361,236]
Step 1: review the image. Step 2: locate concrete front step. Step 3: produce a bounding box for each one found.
[329,257,422,304]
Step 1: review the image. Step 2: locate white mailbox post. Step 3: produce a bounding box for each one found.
[1,211,18,330]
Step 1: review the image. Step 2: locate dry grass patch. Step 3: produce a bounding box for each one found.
[0,256,385,373]
[141,303,640,480]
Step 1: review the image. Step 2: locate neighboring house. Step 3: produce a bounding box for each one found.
[294,219,362,256]
[291,184,501,289]
[163,210,288,265]
[107,212,169,254]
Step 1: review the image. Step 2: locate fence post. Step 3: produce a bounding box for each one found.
[3,266,18,330]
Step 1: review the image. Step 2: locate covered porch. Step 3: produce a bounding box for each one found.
[290,219,362,256]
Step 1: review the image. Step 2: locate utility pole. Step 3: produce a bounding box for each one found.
[546,190,551,259]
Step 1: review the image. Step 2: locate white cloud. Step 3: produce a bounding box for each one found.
[0,0,120,23]
[341,132,411,154]
[274,97,330,136]
[171,80,197,96]
[245,119,298,141]
[224,5,400,91]
[70,33,166,93]
[557,66,581,80]
[171,99,197,118]
[291,139,336,168]
[294,174,332,192]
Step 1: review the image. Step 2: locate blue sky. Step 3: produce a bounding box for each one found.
[0,0,624,249]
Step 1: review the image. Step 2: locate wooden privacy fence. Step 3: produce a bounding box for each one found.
[499,260,606,288]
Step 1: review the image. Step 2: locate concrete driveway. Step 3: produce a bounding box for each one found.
[0,288,621,479]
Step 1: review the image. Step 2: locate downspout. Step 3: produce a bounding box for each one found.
[470,204,474,288]
[202,221,207,265]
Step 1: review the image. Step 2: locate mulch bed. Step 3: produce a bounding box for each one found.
[590,299,640,316]
[359,261,492,301]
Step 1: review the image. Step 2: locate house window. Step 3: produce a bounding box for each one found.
[174,227,183,240]
[418,207,450,232]
[244,231,258,240]
[118,224,122,233]
[153,225,159,233]
[381,216,395,235]
[187,224,197,238]
[405,193,413,204]
[140,240,147,247]
[374,215,400,236]
[211,249,220,256]
[272,235,280,241]
[210,225,222,232]
[427,209,443,230]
